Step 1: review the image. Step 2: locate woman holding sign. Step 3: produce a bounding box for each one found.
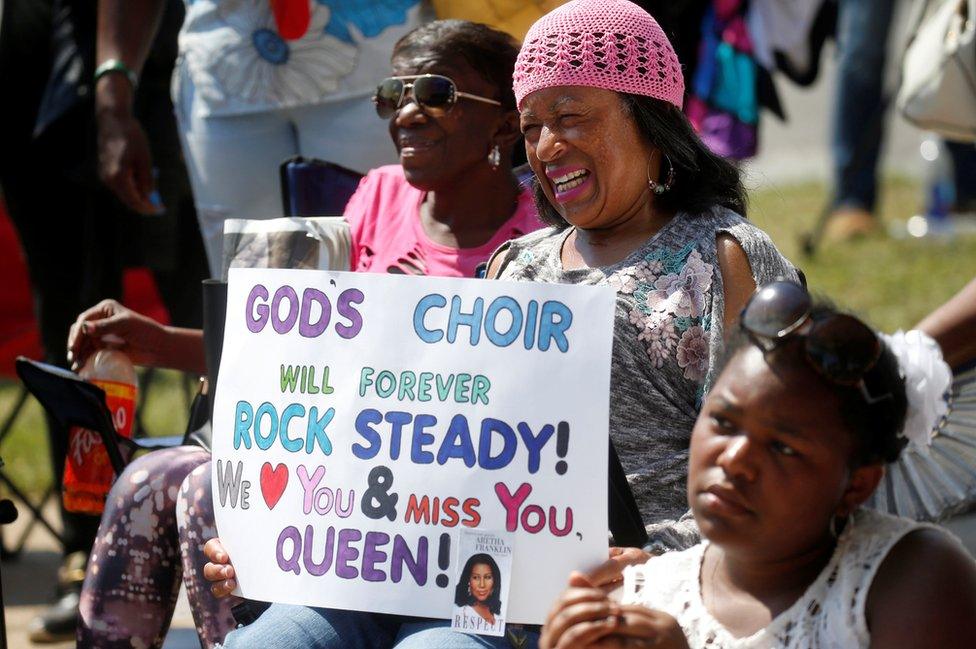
[486,0,797,552]
[74,19,541,649]
[539,284,976,648]
[205,1,795,647]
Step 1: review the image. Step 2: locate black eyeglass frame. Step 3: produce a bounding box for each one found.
[371,74,502,119]
[739,280,892,406]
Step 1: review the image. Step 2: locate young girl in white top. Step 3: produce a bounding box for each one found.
[539,280,976,649]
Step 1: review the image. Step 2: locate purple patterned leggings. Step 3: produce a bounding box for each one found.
[78,446,235,648]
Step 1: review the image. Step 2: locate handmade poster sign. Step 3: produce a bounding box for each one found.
[212,267,614,623]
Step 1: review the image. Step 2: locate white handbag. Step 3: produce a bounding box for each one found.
[897,0,976,142]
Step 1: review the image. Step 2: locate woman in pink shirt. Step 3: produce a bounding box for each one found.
[345,20,540,278]
[70,19,540,649]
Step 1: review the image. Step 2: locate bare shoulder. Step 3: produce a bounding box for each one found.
[867,528,976,648]
[485,245,510,280]
[715,232,753,283]
[715,232,755,331]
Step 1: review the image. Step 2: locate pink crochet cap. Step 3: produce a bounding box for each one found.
[513,0,684,110]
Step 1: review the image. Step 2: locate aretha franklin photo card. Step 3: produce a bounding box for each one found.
[451,530,514,637]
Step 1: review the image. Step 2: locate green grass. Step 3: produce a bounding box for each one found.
[2,176,975,495]
[748,176,976,331]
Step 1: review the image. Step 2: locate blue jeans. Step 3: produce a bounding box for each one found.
[831,0,896,212]
[219,604,540,649]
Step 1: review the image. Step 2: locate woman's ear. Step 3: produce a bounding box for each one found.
[838,463,884,515]
[493,109,522,150]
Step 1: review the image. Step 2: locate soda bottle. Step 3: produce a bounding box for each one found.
[62,349,138,514]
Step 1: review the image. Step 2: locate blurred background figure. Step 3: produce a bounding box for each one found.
[821,0,975,243]
[96,0,430,278]
[824,0,897,241]
[0,0,208,642]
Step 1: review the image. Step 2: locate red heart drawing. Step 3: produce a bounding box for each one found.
[260,462,289,510]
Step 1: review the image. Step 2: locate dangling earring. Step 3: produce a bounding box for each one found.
[647,153,675,195]
[467,585,472,596]
[488,144,501,170]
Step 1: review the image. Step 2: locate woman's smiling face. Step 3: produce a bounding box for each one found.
[468,562,494,602]
[519,86,657,229]
[388,56,506,192]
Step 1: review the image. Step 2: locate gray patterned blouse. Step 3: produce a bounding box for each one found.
[491,207,798,549]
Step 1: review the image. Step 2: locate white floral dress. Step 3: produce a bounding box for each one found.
[178,0,426,116]
[493,207,797,548]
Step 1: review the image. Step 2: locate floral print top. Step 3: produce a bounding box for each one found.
[178,0,427,116]
[493,207,797,549]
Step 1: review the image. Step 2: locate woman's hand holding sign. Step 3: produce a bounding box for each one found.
[585,547,653,591]
[203,538,238,598]
[540,572,689,649]
[539,547,688,649]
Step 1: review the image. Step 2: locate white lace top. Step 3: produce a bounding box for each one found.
[621,509,945,648]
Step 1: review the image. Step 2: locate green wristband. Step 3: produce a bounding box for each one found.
[94,59,138,89]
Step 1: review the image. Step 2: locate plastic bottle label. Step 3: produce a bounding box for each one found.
[62,379,136,514]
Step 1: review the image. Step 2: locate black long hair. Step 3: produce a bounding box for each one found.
[453,553,502,614]
[532,93,748,228]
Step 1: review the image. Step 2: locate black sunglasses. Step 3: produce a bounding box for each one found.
[740,280,890,404]
[372,74,501,119]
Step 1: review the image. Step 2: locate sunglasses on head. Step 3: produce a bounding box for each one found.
[372,74,502,119]
[739,280,891,405]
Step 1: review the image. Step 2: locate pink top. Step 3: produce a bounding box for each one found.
[344,165,542,278]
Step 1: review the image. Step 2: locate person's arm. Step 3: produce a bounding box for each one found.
[867,529,976,648]
[95,0,167,214]
[715,233,757,334]
[67,300,206,374]
[916,278,976,370]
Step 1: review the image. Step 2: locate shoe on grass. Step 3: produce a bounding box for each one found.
[824,207,879,242]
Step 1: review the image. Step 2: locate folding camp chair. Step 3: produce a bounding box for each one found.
[279,157,363,218]
[15,359,185,478]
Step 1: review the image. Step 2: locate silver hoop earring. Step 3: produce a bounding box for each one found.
[647,153,675,195]
[488,144,501,170]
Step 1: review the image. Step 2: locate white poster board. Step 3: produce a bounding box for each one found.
[212,268,614,623]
